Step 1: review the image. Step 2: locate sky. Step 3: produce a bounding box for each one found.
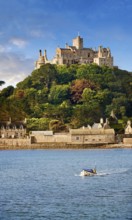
[0,0,132,89]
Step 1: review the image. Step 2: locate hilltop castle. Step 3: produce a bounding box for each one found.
[35,35,113,69]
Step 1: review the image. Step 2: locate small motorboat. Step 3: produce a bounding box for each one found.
[80,168,97,176]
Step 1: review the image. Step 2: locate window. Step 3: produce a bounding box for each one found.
[75,136,80,141]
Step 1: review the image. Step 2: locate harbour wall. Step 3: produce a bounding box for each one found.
[0,138,132,150]
[0,138,31,150]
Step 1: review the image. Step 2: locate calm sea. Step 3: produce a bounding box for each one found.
[0,149,132,220]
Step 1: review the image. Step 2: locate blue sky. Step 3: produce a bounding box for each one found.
[0,0,132,88]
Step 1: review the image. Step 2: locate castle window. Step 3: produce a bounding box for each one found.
[75,136,80,141]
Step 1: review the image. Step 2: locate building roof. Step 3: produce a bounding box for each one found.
[0,118,27,129]
[70,128,115,135]
[31,131,53,136]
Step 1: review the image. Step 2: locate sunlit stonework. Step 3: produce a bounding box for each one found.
[35,35,113,69]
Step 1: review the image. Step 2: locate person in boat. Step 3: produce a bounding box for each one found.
[83,168,96,174]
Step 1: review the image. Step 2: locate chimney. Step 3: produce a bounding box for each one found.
[39,49,42,56]
[100,118,104,125]
[44,49,48,61]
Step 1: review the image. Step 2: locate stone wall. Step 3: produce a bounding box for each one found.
[0,138,131,150]
[0,138,31,147]
[71,134,115,144]
[123,138,132,144]
[31,133,71,143]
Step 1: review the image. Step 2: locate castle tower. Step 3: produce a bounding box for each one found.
[98,46,103,57]
[73,36,83,49]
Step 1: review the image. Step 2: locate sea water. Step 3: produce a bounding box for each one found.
[0,149,132,220]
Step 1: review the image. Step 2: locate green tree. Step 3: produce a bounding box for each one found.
[48,84,70,104]
[27,118,50,131]
[0,81,5,86]
[0,86,14,98]
[70,102,102,128]
[17,76,32,89]
[49,119,67,132]
[31,64,58,89]
[56,65,76,84]
[82,88,95,103]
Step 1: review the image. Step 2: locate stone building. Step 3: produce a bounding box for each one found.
[30,118,115,145]
[70,128,115,144]
[0,118,27,138]
[123,120,132,144]
[70,118,115,144]
[35,35,113,69]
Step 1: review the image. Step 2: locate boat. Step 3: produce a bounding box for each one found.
[80,168,97,176]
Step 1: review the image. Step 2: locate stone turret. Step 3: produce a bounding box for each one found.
[35,49,50,69]
[35,49,46,69]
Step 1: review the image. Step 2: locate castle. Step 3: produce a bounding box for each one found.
[35,35,113,69]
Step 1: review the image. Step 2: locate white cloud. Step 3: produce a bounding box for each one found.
[0,52,34,89]
[10,38,27,48]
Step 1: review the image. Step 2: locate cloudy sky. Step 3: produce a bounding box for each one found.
[0,0,132,89]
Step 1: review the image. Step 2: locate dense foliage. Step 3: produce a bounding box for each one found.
[0,64,132,133]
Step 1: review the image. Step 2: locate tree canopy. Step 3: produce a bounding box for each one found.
[0,64,132,132]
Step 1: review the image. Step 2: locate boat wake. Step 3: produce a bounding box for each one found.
[95,168,129,176]
[75,168,129,177]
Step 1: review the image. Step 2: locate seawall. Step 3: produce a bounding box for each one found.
[0,139,132,150]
